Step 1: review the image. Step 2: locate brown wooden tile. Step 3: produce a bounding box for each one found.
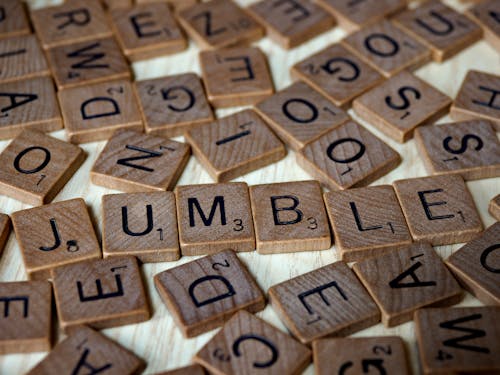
[450,70,500,131]
[185,109,286,182]
[296,120,401,190]
[313,336,411,375]
[12,198,101,280]
[415,307,500,374]
[26,325,145,375]
[0,281,51,354]
[91,129,190,192]
[247,0,334,49]
[466,0,500,52]
[110,3,187,62]
[154,249,265,337]
[342,20,431,78]
[194,310,311,374]
[268,261,380,344]
[102,191,180,263]
[0,0,30,39]
[135,73,214,138]
[137,0,198,12]
[254,81,350,151]
[324,185,412,262]
[100,0,132,9]
[154,364,206,375]
[177,0,264,50]
[249,180,331,254]
[52,256,150,331]
[200,46,274,108]
[0,213,10,259]
[290,43,385,108]
[175,183,255,256]
[415,119,500,180]
[393,174,483,246]
[353,71,451,143]
[0,130,85,205]
[489,194,500,221]
[58,80,143,144]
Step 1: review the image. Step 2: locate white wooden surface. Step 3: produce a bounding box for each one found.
[0,0,499,374]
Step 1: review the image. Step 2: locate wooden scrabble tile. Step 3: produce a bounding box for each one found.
[0,130,85,205]
[58,80,143,143]
[175,183,255,255]
[154,364,205,375]
[296,120,401,190]
[490,194,500,221]
[137,0,198,12]
[415,119,500,180]
[102,191,180,262]
[110,3,187,62]
[185,109,286,182]
[46,37,131,90]
[313,336,411,375]
[26,325,145,375]
[445,222,500,306]
[393,174,483,245]
[247,0,334,49]
[450,70,500,131]
[342,20,431,78]
[415,307,500,374]
[249,180,331,254]
[254,81,349,150]
[0,77,62,140]
[194,310,311,374]
[30,0,112,49]
[324,185,412,262]
[52,256,150,331]
[91,129,190,192]
[177,0,264,50]
[268,261,380,344]
[0,281,51,354]
[466,0,500,52]
[0,213,10,258]
[135,73,214,138]
[290,43,385,108]
[199,47,274,108]
[100,0,132,9]
[11,198,101,280]
[154,249,265,337]
[0,0,30,39]
[353,71,451,143]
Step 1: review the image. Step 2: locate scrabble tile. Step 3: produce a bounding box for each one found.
[393,1,483,62]
[247,0,334,49]
[0,213,10,258]
[185,109,286,182]
[58,80,143,143]
[199,46,274,108]
[296,120,401,190]
[154,364,205,375]
[110,3,187,62]
[290,43,385,108]
[393,174,483,245]
[0,77,63,140]
[91,129,190,192]
[353,71,451,143]
[415,120,500,180]
[342,20,431,78]
[135,73,214,138]
[0,281,51,354]
[100,0,132,9]
[52,256,150,331]
[102,191,180,262]
[490,194,500,221]
[415,307,500,374]
[450,70,500,131]
[268,261,380,344]
[466,0,500,52]
[175,183,255,255]
[154,249,265,337]
[254,81,350,150]
[46,37,131,90]
[30,0,112,50]
[0,0,30,39]
[445,222,500,306]
[12,198,101,280]
[313,336,411,375]
[26,325,145,375]
[324,185,412,262]
[137,0,198,12]
[0,130,85,205]
[249,180,331,254]
[177,0,264,50]
[194,310,311,374]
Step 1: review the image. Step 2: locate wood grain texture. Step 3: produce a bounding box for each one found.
[0,0,31,39]
[0,213,10,259]
[100,0,132,10]
[489,194,500,221]
[466,0,500,52]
